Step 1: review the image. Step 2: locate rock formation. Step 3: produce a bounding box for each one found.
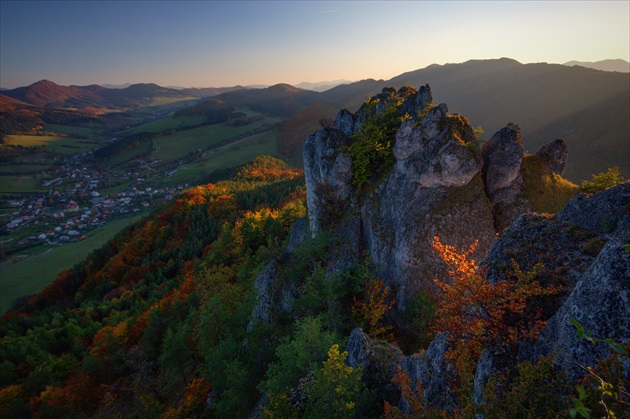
[302,84,571,309]
[537,139,568,176]
[250,83,629,413]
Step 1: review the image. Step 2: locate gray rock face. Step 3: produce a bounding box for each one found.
[392,119,423,161]
[527,239,630,380]
[305,85,498,309]
[536,139,568,175]
[335,109,355,137]
[346,328,456,411]
[286,217,309,252]
[345,328,405,407]
[402,333,457,410]
[249,261,278,326]
[363,151,493,308]
[482,123,524,197]
[248,219,310,330]
[303,128,354,233]
[557,182,630,237]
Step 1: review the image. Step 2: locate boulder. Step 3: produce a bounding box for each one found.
[536,139,568,175]
[557,182,630,237]
[346,328,405,408]
[482,123,524,198]
[526,239,630,380]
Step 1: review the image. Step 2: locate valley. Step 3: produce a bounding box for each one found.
[0,97,285,309]
[1,58,629,312]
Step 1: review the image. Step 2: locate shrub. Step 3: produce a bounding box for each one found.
[521,155,579,214]
[431,236,561,387]
[345,96,409,189]
[581,167,625,194]
[260,316,340,395]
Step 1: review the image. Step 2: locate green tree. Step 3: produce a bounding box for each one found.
[581,167,625,193]
[260,316,340,395]
[303,344,367,418]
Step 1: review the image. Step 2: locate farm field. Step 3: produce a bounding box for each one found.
[152,116,281,161]
[0,164,53,175]
[4,134,100,155]
[158,130,279,185]
[0,175,45,195]
[43,123,103,137]
[0,214,144,313]
[124,115,207,134]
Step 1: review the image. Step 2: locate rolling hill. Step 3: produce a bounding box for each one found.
[2,80,198,109]
[564,59,630,73]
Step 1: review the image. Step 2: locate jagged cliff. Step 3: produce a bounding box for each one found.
[303,85,571,308]
[250,84,629,415]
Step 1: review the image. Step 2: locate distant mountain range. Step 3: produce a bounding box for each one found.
[0,80,244,109]
[563,59,629,73]
[295,79,355,92]
[2,58,628,181]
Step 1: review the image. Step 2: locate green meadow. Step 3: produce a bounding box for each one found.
[124,115,208,134]
[4,134,100,155]
[43,123,103,137]
[153,116,281,161]
[157,130,279,185]
[0,215,144,313]
[0,176,45,194]
[0,164,52,175]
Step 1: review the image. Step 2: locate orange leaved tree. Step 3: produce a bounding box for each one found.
[431,236,560,387]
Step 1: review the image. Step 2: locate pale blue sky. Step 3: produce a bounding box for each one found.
[1,1,628,88]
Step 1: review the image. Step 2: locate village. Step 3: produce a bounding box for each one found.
[0,162,189,255]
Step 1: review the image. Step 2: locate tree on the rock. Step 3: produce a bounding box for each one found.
[431,236,560,384]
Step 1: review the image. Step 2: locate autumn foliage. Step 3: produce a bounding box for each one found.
[431,236,560,383]
[352,278,395,341]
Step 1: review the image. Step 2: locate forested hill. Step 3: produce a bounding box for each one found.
[0,156,307,417]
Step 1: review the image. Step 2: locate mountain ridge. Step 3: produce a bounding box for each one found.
[564,58,630,72]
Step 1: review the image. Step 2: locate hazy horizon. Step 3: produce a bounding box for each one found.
[1,1,629,89]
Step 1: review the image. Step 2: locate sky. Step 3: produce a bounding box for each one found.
[1,1,629,89]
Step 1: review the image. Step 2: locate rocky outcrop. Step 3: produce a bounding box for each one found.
[474,184,630,402]
[346,329,456,412]
[527,238,630,380]
[482,123,524,197]
[536,139,568,175]
[557,182,630,237]
[346,328,405,407]
[481,123,532,232]
[248,218,310,329]
[299,84,627,413]
[305,85,498,308]
[402,333,457,410]
[303,129,354,233]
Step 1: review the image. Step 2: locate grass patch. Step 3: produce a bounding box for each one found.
[104,139,154,167]
[4,135,99,155]
[145,96,198,107]
[0,215,143,313]
[0,164,53,175]
[43,124,102,137]
[156,131,279,186]
[0,175,45,194]
[153,116,280,161]
[123,115,208,134]
[521,154,579,213]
